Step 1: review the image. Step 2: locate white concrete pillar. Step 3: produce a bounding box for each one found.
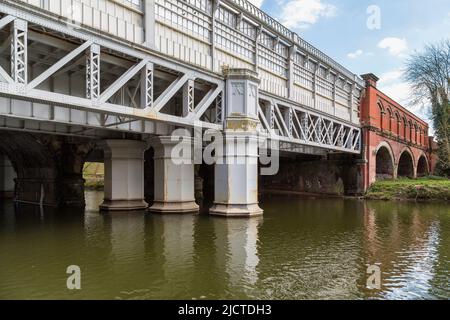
[100,140,148,211]
[0,155,16,198]
[210,68,263,217]
[209,132,263,217]
[148,136,199,213]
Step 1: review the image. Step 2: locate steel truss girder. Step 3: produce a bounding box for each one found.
[214,90,223,124]
[0,1,361,153]
[28,40,93,90]
[11,19,27,84]
[190,83,224,121]
[140,62,154,109]
[258,95,361,154]
[182,79,195,117]
[0,3,223,130]
[86,44,100,99]
[0,3,221,84]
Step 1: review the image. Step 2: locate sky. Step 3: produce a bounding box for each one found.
[247,0,450,133]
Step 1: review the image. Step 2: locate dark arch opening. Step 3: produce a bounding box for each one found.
[417,156,429,177]
[398,151,414,178]
[376,146,394,180]
[82,146,105,210]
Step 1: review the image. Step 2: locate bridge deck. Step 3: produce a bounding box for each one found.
[0,0,361,154]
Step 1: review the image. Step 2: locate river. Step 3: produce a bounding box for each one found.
[0,191,448,300]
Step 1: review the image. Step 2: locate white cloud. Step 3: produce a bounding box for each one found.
[377,37,409,57]
[279,0,337,29]
[378,69,404,85]
[247,0,264,8]
[378,69,410,105]
[347,49,363,59]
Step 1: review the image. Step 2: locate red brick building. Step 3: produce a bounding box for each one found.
[359,74,435,191]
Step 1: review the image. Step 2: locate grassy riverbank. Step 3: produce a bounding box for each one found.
[365,177,450,201]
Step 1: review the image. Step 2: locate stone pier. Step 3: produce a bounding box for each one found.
[209,69,263,217]
[148,135,199,214]
[100,140,148,211]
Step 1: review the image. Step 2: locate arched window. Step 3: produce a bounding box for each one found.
[402,117,407,140]
[418,127,423,145]
[377,102,385,130]
[394,112,400,135]
[408,120,413,141]
[414,123,418,144]
[387,108,393,132]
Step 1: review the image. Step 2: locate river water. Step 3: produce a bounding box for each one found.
[0,191,448,300]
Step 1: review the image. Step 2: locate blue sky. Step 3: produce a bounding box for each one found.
[249,0,450,132]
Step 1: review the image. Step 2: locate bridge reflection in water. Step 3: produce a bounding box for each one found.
[0,191,448,300]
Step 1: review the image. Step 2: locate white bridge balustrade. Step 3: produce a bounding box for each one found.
[0,0,363,215]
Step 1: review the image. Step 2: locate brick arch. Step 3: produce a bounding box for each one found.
[0,132,93,207]
[397,147,415,178]
[375,142,395,180]
[416,152,429,177]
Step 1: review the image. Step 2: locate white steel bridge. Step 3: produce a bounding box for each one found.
[0,0,363,216]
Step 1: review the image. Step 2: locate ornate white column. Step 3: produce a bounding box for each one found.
[209,69,263,217]
[148,135,199,213]
[100,140,148,211]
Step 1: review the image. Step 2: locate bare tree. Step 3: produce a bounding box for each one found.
[405,40,450,175]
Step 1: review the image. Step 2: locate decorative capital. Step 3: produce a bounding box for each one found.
[225,115,259,132]
[224,69,260,122]
[222,68,260,84]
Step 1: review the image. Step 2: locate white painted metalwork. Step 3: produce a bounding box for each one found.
[11,19,27,84]
[140,62,154,109]
[182,78,195,117]
[28,40,93,90]
[0,3,224,132]
[0,0,362,154]
[214,90,223,124]
[258,95,361,154]
[86,44,100,99]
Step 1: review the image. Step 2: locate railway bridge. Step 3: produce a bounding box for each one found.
[359,74,434,191]
[0,0,430,217]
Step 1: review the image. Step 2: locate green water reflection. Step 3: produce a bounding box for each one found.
[0,192,448,299]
